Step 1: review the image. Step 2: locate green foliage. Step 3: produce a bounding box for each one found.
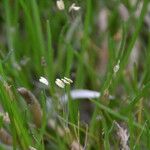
[0,0,150,149]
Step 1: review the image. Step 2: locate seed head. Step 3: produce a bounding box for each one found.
[39,76,49,86]
[113,60,120,73]
[64,77,73,83]
[69,3,80,12]
[56,0,65,10]
[55,78,65,88]
[61,79,70,85]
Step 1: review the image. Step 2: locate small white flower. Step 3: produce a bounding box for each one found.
[64,77,73,83]
[113,60,120,73]
[29,146,37,150]
[55,78,65,88]
[39,76,49,86]
[61,79,70,85]
[69,3,80,12]
[56,0,65,10]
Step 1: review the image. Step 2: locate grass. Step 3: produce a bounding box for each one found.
[0,0,150,149]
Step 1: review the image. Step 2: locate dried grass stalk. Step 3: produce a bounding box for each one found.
[17,87,42,127]
[115,122,130,150]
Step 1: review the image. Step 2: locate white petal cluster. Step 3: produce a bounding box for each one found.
[56,1,81,12]
[55,79,65,88]
[69,3,81,12]
[39,76,49,86]
[64,77,73,83]
[55,77,73,88]
[61,79,70,85]
[56,0,65,10]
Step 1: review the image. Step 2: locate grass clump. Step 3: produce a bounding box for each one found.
[0,0,150,149]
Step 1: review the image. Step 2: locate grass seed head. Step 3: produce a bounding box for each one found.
[39,76,49,86]
[18,87,42,127]
[64,77,73,83]
[55,78,65,88]
[113,60,120,73]
[69,3,81,12]
[61,78,70,85]
[56,0,65,10]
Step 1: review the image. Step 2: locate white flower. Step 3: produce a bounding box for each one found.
[55,78,65,88]
[29,146,37,150]
[113,60,120,73]
[39,76,49,86]
[55,77,73,88]
[64,77,73,83]
[61,79,70,85]
[61,77,73,85]
[56,0,65,10]
[69,3,80,12]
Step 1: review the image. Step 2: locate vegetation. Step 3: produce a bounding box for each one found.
[0,0,150,149]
